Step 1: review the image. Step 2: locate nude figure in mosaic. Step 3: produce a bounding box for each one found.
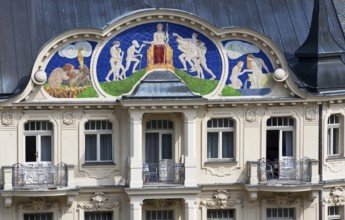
[196,41,216,80]
[247,54,269,88]
[173,32,198,72]
[229,61,250,89]
[122,40,146,78]
[105,41,125,81]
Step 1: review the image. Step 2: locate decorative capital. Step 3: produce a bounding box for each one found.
[305,106,318,121]
[323,186,345,206]
[78,192,120,211]
[200,190,241,209]
[260,193,302,207]
[245,108,257,122]
[1,111,14,126]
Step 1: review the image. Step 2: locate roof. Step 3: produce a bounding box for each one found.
[0,0,344,97]
[122,70,202,100]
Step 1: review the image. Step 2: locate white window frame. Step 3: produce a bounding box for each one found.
[23,213,53,220]
[145,119,174,162]
[328,206,344,220]
[266,117,295,160]
[84,211,113,220]
[84,120,113,163]
[327,115,341,157]
[145,210,174,220]
[23,121,53,164]
[266,207,295,220]
[206,118,235,161]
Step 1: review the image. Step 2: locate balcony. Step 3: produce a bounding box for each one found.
[143,160,184,185]
[2,162,75,190]
[246,157,320,191]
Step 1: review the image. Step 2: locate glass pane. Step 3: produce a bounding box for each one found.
[162,134,172,159]
[222,132,234,158]
[282,131,293,157]
[333,128,340,155]
[145,133,159,163]
[100,134,112,161]
[41,136,52,162]
[85,135,97,161]
[25,136,37,162]
[207,132,218,158]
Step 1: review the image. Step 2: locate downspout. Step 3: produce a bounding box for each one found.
[319,102,323,220]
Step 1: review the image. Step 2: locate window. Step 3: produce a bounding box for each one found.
[24,121,53,163]
[207,209,234,220]
[328,206,343,220]
[266,117,294,161]
[24,213,53,220]
[207,118,234,160]
[85,121,113,163]
[145,120,174,164]
[85,212,112,220]
[267,208,295,219]
[328,115,341,156]
[146,210,173,220]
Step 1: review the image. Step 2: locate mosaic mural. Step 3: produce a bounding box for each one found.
[44,41,97,98]
[95,22,222,97]
[222,40,274,96]
[42,21,276,98]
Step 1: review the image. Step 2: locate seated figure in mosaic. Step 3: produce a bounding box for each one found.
[229,61,250,89]
[143,23,169,64]
[105,41,125,81]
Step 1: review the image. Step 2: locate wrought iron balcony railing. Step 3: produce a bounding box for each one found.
[12,163,68,189]
[256,158,312,184]
[143,160,184,184]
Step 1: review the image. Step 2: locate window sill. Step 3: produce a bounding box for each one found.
[326,156,345,162]
[204,159,238,165]
[82,162,116,167]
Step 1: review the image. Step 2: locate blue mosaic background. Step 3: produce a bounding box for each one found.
[45,41,98,76]
[222,40,274,96]
[96,22,223,82]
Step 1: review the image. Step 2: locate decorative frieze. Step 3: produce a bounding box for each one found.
[143,199,182,209]
[260,193,302,207]
[78,192,120,211]
[200,190,241,209]
[17,198,59,212]
[323,187,345,206]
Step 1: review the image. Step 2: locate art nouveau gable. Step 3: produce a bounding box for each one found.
[13,9,298,104]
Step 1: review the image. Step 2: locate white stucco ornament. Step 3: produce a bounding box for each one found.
[1,111,14,126]
[32,70,47,85]
[323,186,345,206]
[273,68,288,82]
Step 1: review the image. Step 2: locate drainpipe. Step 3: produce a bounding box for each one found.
[319,102,323,220]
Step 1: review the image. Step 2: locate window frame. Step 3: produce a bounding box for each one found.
[23,121,53,164]
[84,120,113,163]
[328,206,344,220]
[207,209,235,220]
[327,114,341,157]
[84,211,113,220]
[206,118,235,161]
[266,117,295,160]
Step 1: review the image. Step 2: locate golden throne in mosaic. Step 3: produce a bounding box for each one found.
[146,44,174,72]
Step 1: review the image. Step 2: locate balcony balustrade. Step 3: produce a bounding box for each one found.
[247,158,319,185]
[2,163,75,190]
[143,160,184,184]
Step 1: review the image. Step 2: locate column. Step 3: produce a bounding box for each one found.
[185,198,197,220]
[184,110,197,187]
[129,110,144,188]
[130,199,143,220]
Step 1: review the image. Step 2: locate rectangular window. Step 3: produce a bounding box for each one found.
[328,206,343,220]
[267,208,295,219]
[146,210,173,220]
[207,209,234,220]
[24,121,53,163]
[85,212,112,220]
[328,115,341,156]
[24,213,53,220]
[207,118,234,160]
[85,121,113,163]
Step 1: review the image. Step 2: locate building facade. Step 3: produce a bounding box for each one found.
[0,0,345,220]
